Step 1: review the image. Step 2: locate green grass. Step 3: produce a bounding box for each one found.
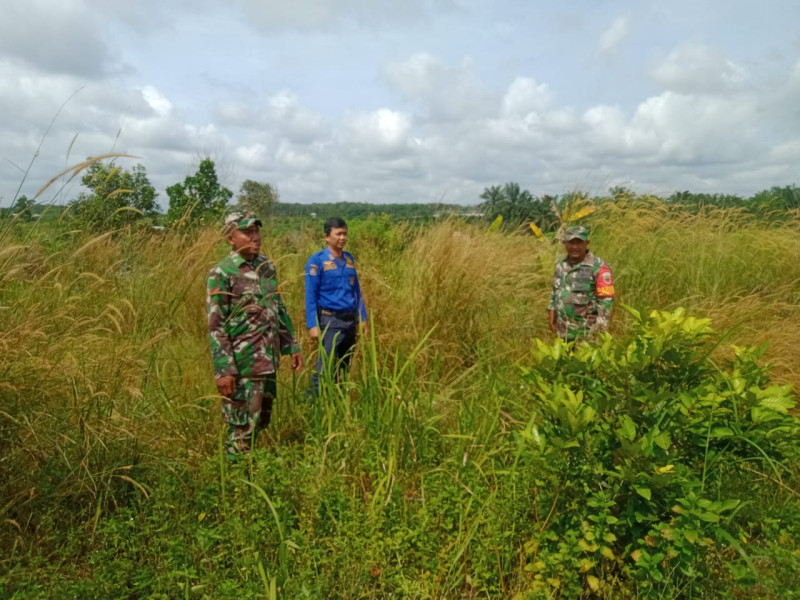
[1,202,799,598]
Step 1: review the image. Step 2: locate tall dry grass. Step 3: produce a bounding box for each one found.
[590,200,800,384]
[372,219,552,372]
[0,224,222,538]
[2,200,799,577]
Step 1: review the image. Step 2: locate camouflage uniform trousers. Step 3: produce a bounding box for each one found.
[221,374,277,457]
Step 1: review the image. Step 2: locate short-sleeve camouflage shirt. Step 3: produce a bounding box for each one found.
[548,250,615,341]
[206,251,300,378]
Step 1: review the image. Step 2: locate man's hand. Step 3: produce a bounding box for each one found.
[291,352,303,371]
[360,320,369,339]
[216,375,236,398]
[309,326,319,340]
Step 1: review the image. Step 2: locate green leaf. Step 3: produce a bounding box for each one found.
[757,386,795,414]
[640,434,654,457]
[617,414,637,442]
[718,499,741,512]
[709,427,734,438]
[750,407,782,423]
[654,431,672,450]
[551,437,581,450]
[635,486,652,501]
[699,511,720,523]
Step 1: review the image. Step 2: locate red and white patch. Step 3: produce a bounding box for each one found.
[596,265,615,297]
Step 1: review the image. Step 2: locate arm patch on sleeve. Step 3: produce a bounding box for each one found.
[596,264,615,297]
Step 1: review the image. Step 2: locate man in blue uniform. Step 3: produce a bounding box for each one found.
[304,217,368,394]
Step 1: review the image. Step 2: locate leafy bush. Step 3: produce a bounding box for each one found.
[519,307,800,598]
[73,162,158,231]
[166,158,232,228]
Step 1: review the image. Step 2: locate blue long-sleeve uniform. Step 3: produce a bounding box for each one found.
[304,248,368,329]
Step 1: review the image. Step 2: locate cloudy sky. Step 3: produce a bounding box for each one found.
[1,0,798,208]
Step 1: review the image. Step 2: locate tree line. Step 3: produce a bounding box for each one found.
[272,201,479,220]
[3,157,798,231]
[478,182,800,232]
[2,158,278,231]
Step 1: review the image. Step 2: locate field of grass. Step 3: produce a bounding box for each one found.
[1,201,799,598]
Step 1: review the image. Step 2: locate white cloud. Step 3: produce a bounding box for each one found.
[275,142,317,171]
[84,0,191,35]
[582,105,629,151]
[141,86,173,118]
[0,0,125,78]
[502,77,551,117]
[630,92,759,163]
[651,41,748,94]
[577,90,763,169]
[1,0,799,208]
[384,53,496,121]
[543,108,580,134]
[214,101,260,128]
[599,16,630,55]
[341,109,413,156]
[768,140,800,164]
[267,92,329,144]
[234,143,269,168]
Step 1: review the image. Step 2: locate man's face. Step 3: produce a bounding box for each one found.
[228,225,261,260]
[325,226,348,252]
[564,237,589,263]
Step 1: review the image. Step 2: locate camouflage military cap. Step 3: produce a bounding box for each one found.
[223,211,262,234]
[564,225,589,241]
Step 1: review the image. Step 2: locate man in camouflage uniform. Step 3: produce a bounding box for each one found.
[207,211,303,458]
[548,225,615,343]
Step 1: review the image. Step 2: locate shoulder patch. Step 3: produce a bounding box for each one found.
[596,264,615,297]
[309,264,319,276]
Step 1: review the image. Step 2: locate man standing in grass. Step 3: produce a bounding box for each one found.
[206,211,303,458]
[304,217,368,395]
[548,225,615,343]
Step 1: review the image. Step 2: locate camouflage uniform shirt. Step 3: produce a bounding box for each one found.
[548,250,615,341]
[207,251,300,379]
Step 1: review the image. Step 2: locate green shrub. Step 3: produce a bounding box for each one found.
[519,307,800,598]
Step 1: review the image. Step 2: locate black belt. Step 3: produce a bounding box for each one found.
[320,309,357,321]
